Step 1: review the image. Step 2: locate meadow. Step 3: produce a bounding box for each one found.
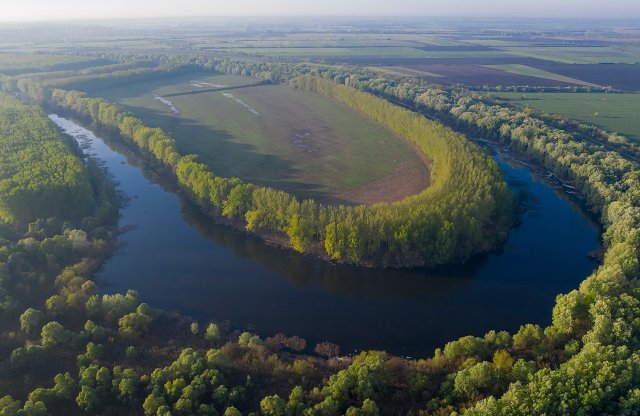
[84,72,428,204]
[491,91,640,141]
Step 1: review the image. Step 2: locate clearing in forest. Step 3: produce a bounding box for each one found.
[86,72,429,204]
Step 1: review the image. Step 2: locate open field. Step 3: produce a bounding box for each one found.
[484,64,600,87]
[85,72,428,204]
[399,63,584,87]
[368,66,445,78]
[233,46,512,59]
[0,52,111,74]
[502,46,640,64]
[527,63,640,91]
[491,92,640,141]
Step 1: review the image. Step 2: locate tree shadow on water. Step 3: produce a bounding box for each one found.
[180,201,480,301]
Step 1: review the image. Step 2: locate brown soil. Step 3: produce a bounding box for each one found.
[530,63,640,92]
[334,159,430,205]
[405,64,579,87]
[323,138,431,206]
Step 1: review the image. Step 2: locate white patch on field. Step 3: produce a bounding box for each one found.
[150,94,179,114]
[291,131,317,153]
[190,81,226,88]
[200,81,226,87]
[221,92,260,116]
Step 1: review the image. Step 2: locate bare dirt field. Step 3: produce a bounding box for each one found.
[529,63,640,91]
[404,64,581,87]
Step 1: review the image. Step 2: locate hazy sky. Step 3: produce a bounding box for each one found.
[1,0,639,22]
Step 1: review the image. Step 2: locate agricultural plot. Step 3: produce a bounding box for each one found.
[194,33,435,49]
[0,52,110,74]
[87,73,428,204]
[484,64,599,87]
[232,46,512,60]
[231,46,436,58]
[503,46,640,64]
[368,66,444,78]
[525,63,640,92]
[399,64,583,87]
[491,92,640,142]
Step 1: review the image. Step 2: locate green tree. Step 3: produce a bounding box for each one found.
[204,323,221,343]
[260,394,286,416]
[19,308,43,335]
[41,321,74,348]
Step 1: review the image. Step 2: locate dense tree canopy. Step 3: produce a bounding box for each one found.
[0,94,93,225]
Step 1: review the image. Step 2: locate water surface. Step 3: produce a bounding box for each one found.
[52,115,600,357]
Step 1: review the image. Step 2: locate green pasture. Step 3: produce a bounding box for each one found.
[491,92,640,141]
[88,73,424,202]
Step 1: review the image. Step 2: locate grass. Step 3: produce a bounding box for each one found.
[491,92,640,142]
[86,72,425,202]
[484,64,601,87]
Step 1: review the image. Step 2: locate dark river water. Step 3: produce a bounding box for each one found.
[51,114,600,357]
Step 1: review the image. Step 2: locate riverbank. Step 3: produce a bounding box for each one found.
[50,114,600,356]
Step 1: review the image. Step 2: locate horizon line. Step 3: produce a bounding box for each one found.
[1,14,640,24]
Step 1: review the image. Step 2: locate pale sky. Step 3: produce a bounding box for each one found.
[1,0,639,22]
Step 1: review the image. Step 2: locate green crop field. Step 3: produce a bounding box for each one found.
[491,92,640,141]
[86,72,427,203]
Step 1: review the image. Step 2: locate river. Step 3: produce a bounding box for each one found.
[51,114,600,357]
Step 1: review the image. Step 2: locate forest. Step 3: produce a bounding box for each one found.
[7,70,513,268]
[1,51,640,415]
[0,94,93,225]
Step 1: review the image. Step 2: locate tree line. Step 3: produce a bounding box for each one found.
[7,74,513,267]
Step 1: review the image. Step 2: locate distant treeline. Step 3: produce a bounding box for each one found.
[0,60,159,90]
[8,73,512,267]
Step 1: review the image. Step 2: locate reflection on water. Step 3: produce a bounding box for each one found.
[50,114,600,357]
[181,202,477,300]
